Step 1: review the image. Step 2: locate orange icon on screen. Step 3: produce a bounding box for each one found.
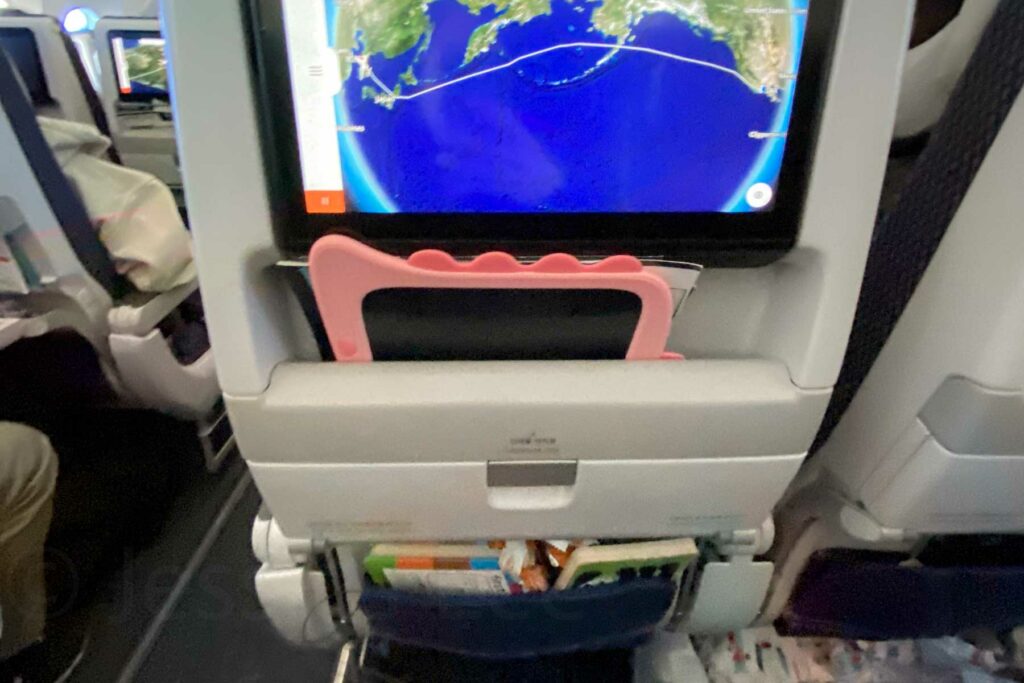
[305,190,346,213]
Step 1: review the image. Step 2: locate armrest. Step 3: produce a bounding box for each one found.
[1,291,107,352]
[108,280,198,336]
[0,317,38,350]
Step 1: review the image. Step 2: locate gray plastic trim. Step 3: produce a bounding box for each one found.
[919,376,1024,456]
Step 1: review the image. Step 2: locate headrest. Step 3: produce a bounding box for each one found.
[55,28,121,163]
[0,43,32,103]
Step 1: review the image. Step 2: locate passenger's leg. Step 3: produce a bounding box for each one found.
[0,422,58,660]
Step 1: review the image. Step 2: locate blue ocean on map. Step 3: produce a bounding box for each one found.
[330,1,802,213]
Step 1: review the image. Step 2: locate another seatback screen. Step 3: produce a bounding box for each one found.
[109,30,168,101]
[0,28,51,105]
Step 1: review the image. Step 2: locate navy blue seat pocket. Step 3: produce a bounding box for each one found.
[357,578,676,659]
[779,549,1024,640]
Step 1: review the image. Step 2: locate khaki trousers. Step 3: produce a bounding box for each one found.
[0,423,57,659]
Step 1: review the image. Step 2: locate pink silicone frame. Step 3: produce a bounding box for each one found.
[308,235,676,362]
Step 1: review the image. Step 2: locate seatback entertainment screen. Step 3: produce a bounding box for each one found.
[251,0,841,260]
[110,30,169,102]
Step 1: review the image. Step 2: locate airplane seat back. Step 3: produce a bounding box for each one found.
[167,0,914,532]
[818,104,1024,536]
[0,12,120,162]
[0,39,124,306]
[164,0,920,642]
[56,26,120,162]
[0,45,126,409]
[762,0,1024,631]
[92,17,181,192]
[810,0,1024,536]
[1,46,232,465]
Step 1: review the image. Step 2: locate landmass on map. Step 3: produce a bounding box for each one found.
[334,0,797,107]
[124,44,168,91]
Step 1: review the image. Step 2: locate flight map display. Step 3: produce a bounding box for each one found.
[284,0,811,215]
[111,33,169,100]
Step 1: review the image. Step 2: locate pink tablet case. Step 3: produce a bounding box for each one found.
[308,235,676,362]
